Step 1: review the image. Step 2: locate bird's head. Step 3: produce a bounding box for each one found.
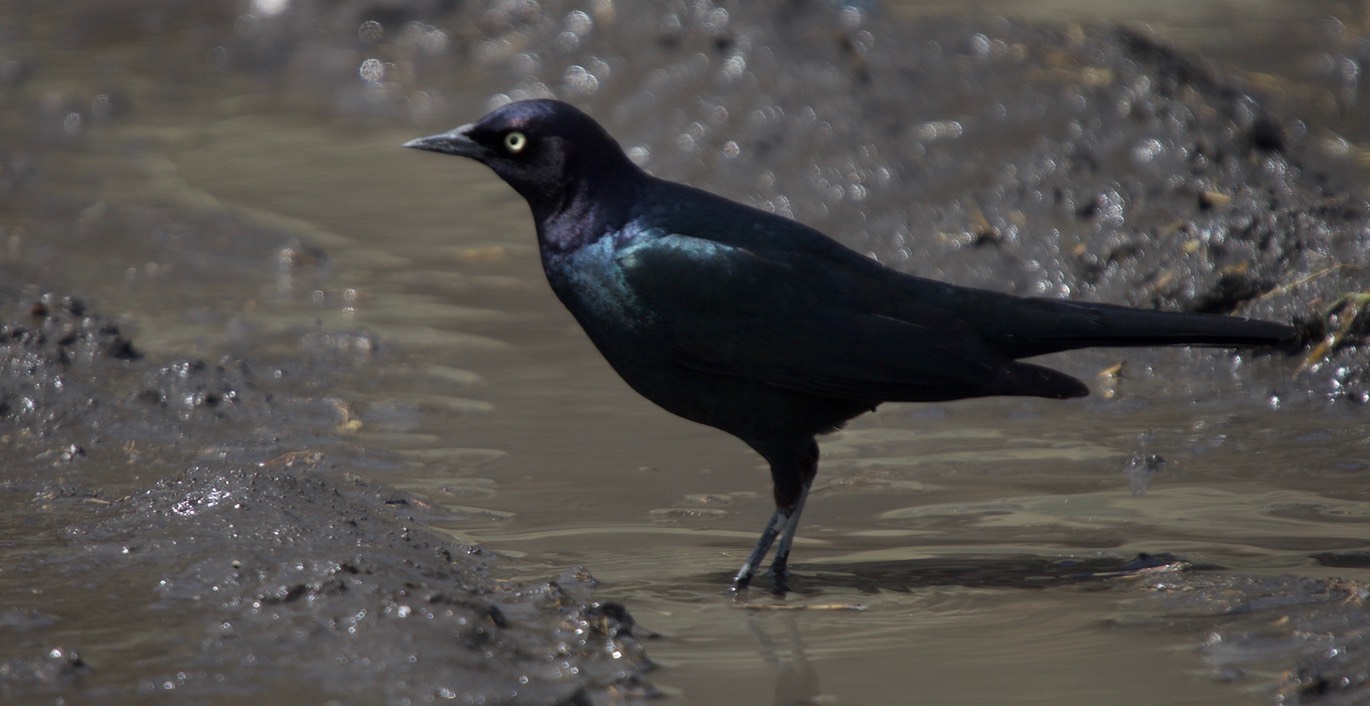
[404,99,639,222]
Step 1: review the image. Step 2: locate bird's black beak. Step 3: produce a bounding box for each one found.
[403,124,490,160]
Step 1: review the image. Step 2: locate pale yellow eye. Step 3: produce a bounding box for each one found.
[503,131,527,154]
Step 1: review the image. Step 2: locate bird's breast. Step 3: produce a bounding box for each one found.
[542,240,650,336]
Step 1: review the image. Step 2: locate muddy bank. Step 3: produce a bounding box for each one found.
[1,1,1369,704]
[0,291,654,703]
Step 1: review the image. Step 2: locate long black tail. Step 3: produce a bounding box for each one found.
[940,285,1298,359]
[986,297,1297,359]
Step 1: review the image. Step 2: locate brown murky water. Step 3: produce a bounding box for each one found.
[4,1,1369,704]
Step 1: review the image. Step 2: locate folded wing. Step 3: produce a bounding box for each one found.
[617,233,1089,403]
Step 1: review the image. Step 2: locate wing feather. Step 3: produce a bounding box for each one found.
[616,233,1086,402]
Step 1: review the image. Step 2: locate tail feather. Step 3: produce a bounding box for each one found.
[961,295,1297,359]
[888,275,1297,360]
[926,287,1298,359]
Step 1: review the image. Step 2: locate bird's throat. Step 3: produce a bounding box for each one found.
[534,176,633,254]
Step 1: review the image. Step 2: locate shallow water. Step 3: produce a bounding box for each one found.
[4,1,1369,704]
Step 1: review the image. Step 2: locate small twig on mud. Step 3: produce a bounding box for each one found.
[1299,291,1370,373]
[1253,262,1365,302]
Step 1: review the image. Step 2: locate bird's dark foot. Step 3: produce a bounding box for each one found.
[729,566,791,595]
[765,561,792,595]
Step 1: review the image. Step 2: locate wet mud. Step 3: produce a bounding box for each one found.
[2,1,1369,704]
[0,291,653,703]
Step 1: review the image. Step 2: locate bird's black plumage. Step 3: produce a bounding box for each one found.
[405,99,1298,592]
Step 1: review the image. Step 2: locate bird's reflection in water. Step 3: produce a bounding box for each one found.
[725,552,1194,595]
[734,552,1193,705]
[748,614,821,706]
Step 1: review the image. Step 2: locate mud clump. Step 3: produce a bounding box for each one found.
[1137,571,1370,706]
[0,289,657,703]
[0,293,140,428]
[78,465,656,703]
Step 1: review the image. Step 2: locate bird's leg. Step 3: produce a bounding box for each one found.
[731,507,791,592]
[733,439,819,594]
[765,483,811,592]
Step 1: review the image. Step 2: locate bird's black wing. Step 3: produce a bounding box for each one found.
[616,231,1087,402]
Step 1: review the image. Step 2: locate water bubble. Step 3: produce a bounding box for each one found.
[586,56,611,80]
[62,112,82,135]
[563,65,599,95]
[721,53,746,80]
[357,20,383,45]
[565,9,593,35]
[1131,137,1166,163]
[840,6,863,28]
[358,58,385,83]
[408,23,449,55]
[555,31,581,52]
[90,94,112,119]
[626,145,651,166]
[969,33,992,57]
[913,120,963,141]
[704,7,730,32]
[511,52,540,74]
